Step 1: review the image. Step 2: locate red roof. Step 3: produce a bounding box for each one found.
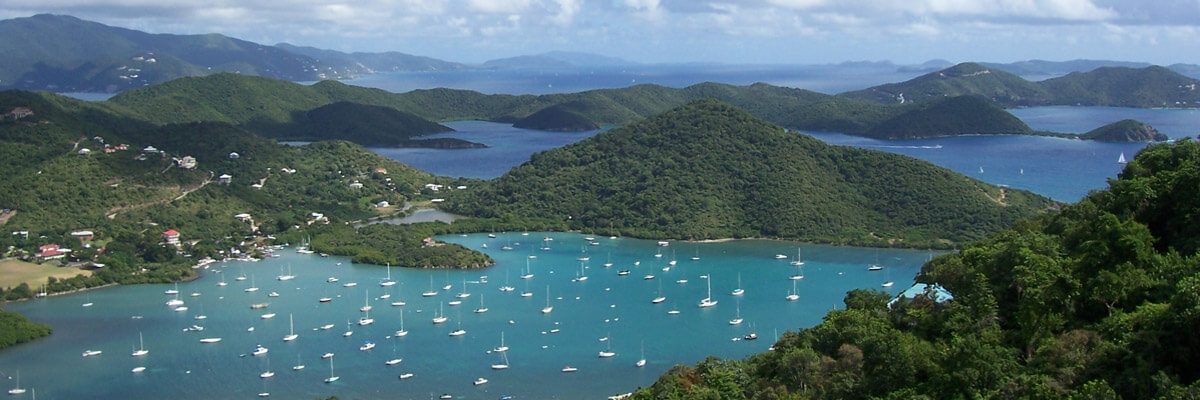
[163,229,180,236]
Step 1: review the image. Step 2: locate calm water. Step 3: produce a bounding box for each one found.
[1,234,930,399]
[378,107,1200,202]
[345,64,923,96]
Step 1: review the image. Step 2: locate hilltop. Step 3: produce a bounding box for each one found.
[629,138,1200,400]
[1081,119,1168,142]
[842,62,1200,108]
[444,100,1054,248]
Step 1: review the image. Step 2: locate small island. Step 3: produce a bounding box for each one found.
[1080,119,1168,142]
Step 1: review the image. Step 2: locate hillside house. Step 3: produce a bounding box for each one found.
[218,174,232,185]
[424,183,444,192]
[77,148,91,155]
[228,152,240,159]
[349,181,364,189]
[162,229,181,246]
[176,156,197,169]
[7,107,32,119]
[37,244,69,261]
[70,231,94,241]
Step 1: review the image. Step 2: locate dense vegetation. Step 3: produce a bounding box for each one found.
[630,139,1200,399]
[0,14,348,92]
[863,95,1033,139]
[444,100,1053,248]
[842,62,1200,108]
[278,102,467,147]
[512,102,601,131]
[1081,119,1169,142]
[0,309,52,350]
[0,89,480,303]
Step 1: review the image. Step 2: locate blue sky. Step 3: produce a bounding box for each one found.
[3,0,1197,65]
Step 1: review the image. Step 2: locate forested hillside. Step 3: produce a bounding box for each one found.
[630,139,1200,399]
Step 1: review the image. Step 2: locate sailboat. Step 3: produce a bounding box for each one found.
[698,275,718,308]
[292,354,305,371]
[499,270,515,292]
[881,265,894,288]
[577,246,590,261]
[668,249,677,266]
[868,251,883,271]
[597,334,616,358]
[730,273,744,296]
[1118,152,1128,164]
[358,307,374,326]
[521,259,534,279]
[165,282,180,295]
[474,293,488,313]
[422,276,438,297]
[395,309,408,337]
[786,279,800,301]
[82,292,93,307]
[636,341,647,367]
[432,303,448,324]
[283,314,298,342]
[574,261,588,282]
[604,252,613,268]
[343,320,354,337]
[277,264,295,281]
[8,371,26,395]
[260,357,275,378]
[360,290,373,312]
[789,248,804,266]
[729,301,743,325]
[456,278,471,299]
[651,280,666,304]
[131,332,149,357]
[245,275,259,292]
[379,263,396,287]
[491,350,510,370]
[385,343,402,365]
[691,247,701,261]
[323,356,339,383]
[541,286,553,314]
[493,332,509,352]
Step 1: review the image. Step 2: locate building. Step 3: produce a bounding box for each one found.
[234,213,252,222]
[218,174,232,184]
[37,244,69,261]
[424,183,444,192]
[176,156,197,169]
[374,167,388,174]
[376,201,390,208]
[7,107,32,119]
[77,148,91,155]
[142,146,159,154]
[349,181,364,189]
[228,152,240,159]
[162,229,181,246]
[70,231,94,241]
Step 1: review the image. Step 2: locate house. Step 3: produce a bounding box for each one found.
[77,148,91,155]
[228,152,240,159]
[142,146,159,153]
[218,174,232,184]
[162,229,181,246]
[349,181,364,189]
[422,237,437,247]
[424,184,444,192]
[176,156,197,169]
[234,213,252,222]
[7,107,32,119]
[70,231,95,241]
[250,183,263,190]
[37,244,69,261]
[374,167,388,174]
[12,231,29,239]
[376,201,390,208]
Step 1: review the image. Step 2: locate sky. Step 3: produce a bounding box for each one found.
[3,0,1198,65]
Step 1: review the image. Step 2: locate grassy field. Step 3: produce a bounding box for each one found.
[0,259,92,290]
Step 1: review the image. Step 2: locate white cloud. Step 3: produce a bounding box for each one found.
[467,0,533,14]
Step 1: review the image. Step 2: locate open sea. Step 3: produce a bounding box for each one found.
[16,66,1199,399]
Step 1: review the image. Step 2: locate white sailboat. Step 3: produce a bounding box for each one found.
[343,320,354,337]
[260,357,275,378]
[283,314,298,342]
[395,309,408,337]
[491,350,510,370]
[786,279,800,301]
[597,334,616,358]
[636,341,647,367]
[432,303,448,324]
[323,356,339,383]
[165,282,180,295]
[729,301,743,325]
[379,263,396,287]
[520,258,534,280]
[698,275,718,308]
[7,371,26,395]
[541,286,553,314]
[456,278,471,299]
[360,290,373,312]
[493,331,509,352]
[574,261,589,282]
[652,280,666,304]
[293,354,306,371]
[730,273,744,296]
[245,275,259,292]
[474,293,488,313]
[868,251,883,271]
[789,248,805,266]
[217,273,227,287]
[1118,152,1127,164]
[881,265,894,287]
[131,332,149,357]
[277,264,295,281]
[422,276,438,297]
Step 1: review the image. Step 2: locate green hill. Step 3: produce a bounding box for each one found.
[841,62,1051,106]
[512,102,602,131]
[1042,66,1200,107]
[1080,119,1168,142]
[630,139,1200,400]
[842,62,1200,108]
[865,95,1034,139]
[0,89,488,300]
[0,14,346,92]
[444,100,1053,247]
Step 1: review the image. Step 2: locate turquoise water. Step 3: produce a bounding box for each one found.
[1,234,932,399]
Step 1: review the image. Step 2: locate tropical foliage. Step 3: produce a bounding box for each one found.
[630,139,1200,399]
[0,309,52,350]
[444,100,1053,248]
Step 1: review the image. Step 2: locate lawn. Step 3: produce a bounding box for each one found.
[0,259,92,290]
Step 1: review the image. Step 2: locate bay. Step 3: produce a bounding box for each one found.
[1,234,932,399]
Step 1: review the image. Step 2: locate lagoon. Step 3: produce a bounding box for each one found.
[2,234,934,399]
